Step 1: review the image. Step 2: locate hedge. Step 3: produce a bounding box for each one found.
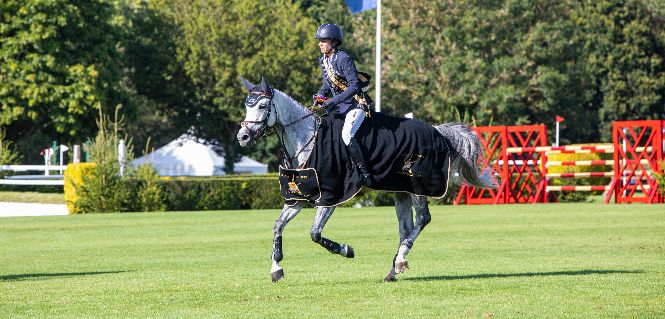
[0,184,63,193]
[65,170,460,213]
[157,176,283,211]
[155,177,425,210]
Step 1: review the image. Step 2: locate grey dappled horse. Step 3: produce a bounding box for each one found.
[236,77,497,283]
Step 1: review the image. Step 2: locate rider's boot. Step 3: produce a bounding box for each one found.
[347,137,375,188]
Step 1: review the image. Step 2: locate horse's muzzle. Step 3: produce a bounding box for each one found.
[237,127,254,147]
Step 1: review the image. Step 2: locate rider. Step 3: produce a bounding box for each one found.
[313,23,374,187]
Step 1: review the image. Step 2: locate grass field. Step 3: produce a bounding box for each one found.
[0,191,64,204]
[1,203,664,318]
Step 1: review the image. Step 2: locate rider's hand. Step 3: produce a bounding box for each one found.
[312,95,329,111]
[322,99,335,112]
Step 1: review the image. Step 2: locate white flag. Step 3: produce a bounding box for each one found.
[60,145,70,152]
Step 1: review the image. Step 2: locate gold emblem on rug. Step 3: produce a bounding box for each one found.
[401,153,423,176]
[286,174,304,196]
[288,181,302,195]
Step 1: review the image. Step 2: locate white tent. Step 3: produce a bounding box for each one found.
[132,134,268,176]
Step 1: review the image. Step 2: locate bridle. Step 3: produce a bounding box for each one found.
[240,90,275,140]
[240,89,319,168]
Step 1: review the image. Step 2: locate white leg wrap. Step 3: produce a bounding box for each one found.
[271,259,282,273]
[397,244,410,260]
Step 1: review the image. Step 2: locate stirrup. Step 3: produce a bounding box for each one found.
[361,173,375,188]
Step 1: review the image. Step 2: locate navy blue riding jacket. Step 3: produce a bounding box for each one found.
[317,50,361,115]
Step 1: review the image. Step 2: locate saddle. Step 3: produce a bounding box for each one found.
[281,112,452,207]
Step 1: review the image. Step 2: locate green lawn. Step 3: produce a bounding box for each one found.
[0,191,64,204]
[1,203,664,318]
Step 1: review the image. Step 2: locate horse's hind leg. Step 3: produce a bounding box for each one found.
[310,206,355,258]
[385,192,414,282]
[271,203,303,283]
[386,193,432,282]
[399,194,431,265]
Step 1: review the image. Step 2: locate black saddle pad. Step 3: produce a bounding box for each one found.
[279,167,322,206]
[297,112,452,207]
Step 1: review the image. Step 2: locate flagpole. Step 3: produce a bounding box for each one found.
[374,0,381,113]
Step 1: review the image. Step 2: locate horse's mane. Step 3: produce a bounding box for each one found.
[273,89,311,115]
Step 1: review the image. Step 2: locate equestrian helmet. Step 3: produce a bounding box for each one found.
[314,23,343,46]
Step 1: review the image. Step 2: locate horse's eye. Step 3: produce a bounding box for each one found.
[258,102,268,110]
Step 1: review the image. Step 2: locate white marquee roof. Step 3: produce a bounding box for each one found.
[132,134,267,176]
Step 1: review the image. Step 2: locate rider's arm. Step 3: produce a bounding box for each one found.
[324,54,360,107]
[316,62,331,98]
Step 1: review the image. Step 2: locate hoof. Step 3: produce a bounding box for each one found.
[271,269,284,283]
[345,245,355,258]
[395,260,409,274]
[384,268,397,282]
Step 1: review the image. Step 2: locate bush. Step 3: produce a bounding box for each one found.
[134,164,166,212]
[64,163,96,214]
[547,145,613,202]
[0,129,21,179]
[158,175,282,211]
[654,160,665,198]
[72,104,135,213]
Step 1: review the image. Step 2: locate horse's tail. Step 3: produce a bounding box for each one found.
[434,123,498,189]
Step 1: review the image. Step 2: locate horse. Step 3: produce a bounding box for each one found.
[236,77,497,283]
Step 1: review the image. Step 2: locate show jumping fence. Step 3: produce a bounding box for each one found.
[454,124,548,204]
[454,120,664,205]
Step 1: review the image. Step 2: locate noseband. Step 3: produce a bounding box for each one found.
[241,90,275,140]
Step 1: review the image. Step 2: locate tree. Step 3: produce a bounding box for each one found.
[573,1,665,140]
[0,129,22,178]
[381,0,665,143]
[0,0,128,159]
[158,0,321,173]
[115,0,198,152]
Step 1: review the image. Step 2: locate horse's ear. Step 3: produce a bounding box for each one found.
[240,76,255,92]
[260,77,271,96]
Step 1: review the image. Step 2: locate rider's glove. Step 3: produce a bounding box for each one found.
[312,95,332,111]
[313,94,326,102]
[322,99,335,112]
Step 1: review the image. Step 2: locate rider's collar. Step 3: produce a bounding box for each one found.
[323,51,337,62]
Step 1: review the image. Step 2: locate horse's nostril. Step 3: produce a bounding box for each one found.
[242,135,249,141]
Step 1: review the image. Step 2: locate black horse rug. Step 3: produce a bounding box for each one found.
[280,112,452,207]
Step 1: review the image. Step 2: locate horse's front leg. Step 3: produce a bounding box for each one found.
[271,203,303,283]
[310,206,355,258]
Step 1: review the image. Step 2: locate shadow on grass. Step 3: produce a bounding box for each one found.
[0,271,129,282]
[404,269,644,281]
